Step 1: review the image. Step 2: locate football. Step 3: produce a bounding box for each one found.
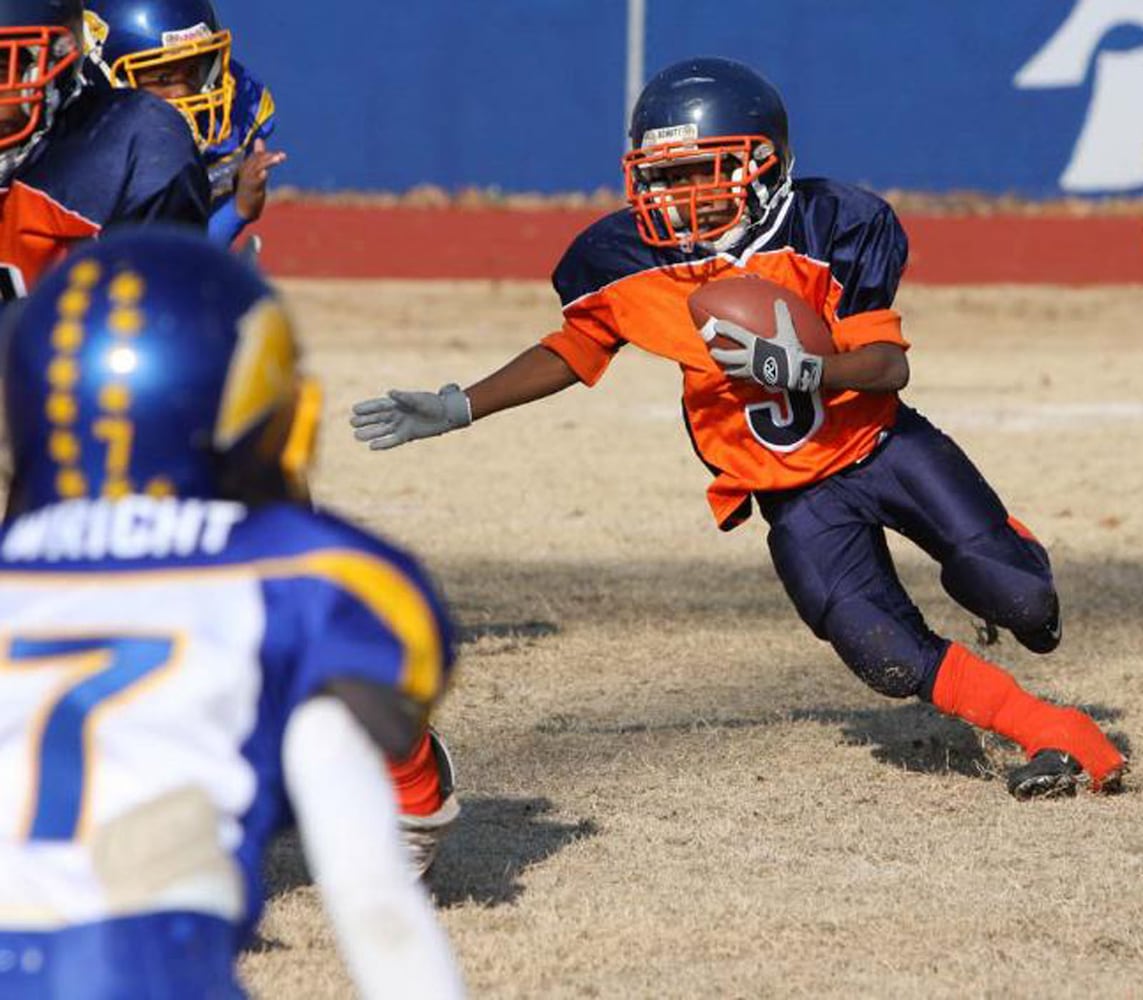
[687,275,835,356]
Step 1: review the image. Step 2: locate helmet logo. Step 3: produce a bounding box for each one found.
[642,123,698,148]
[161,23,213,48]
[216,299,297,450]
[84,11,109,48]
[753,141,775,161]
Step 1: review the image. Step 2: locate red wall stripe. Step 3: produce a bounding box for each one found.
[252,204,1142,285]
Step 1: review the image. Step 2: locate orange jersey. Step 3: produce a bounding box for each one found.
[0,182,100,295]
[542,178,910,529]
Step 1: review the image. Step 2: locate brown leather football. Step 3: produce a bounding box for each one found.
[687,275,835,356]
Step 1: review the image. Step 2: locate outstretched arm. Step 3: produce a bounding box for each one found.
[283,696,465,999]
[351,344,580,450]
[465,344,581,419]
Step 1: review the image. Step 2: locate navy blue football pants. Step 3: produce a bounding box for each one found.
[756,405,1059,700]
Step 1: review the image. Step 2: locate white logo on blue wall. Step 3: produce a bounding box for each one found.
[1015,0,1143,192]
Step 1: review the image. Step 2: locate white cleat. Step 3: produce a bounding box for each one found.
[399,728,460,880]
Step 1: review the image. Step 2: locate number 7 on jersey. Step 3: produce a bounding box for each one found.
[4,634,180,841]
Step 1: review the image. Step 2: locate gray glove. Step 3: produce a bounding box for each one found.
[709,299,824,393]
[351,383,472,450]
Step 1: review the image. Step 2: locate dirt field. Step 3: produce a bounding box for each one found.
[240,279,1143,998]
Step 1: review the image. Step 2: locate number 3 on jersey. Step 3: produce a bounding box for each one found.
[745,388,825,452]
[4,634,179,840]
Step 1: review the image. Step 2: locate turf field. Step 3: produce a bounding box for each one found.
[241,279,1143,998]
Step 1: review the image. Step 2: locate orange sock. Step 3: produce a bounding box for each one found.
[386,731,443,816]
[931,643,1124,788]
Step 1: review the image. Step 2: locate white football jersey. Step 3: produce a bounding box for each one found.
[0,496,454,938]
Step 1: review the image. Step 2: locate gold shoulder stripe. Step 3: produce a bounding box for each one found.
[257,549,444,704]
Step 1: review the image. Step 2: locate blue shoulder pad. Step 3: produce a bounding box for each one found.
[552,208,691,307]
[788,178,909,318]
[17,88,209,230]
[238,505,456,716]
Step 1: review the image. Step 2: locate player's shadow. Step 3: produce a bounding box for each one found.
[820,703,995,779]
[550,699,1132,786]
[254,796,597,919]
[805,701,1130,783]
[429,796,598,908]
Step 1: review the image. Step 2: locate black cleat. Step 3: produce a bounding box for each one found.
[1008,750,1083,800]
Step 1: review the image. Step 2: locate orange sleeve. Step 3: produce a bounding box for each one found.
[540,294,625,387]
[830,308,910,353]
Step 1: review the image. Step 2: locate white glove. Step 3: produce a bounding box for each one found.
[351,384,472,451]
[708,299,824,393]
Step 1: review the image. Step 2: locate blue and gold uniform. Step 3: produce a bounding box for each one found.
[0,230,457,996]
[203,59,276,246]
[83,0,279,247]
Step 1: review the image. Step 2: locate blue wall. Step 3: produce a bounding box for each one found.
[218,0,1143,197]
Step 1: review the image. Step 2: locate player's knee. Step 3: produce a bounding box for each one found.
[1012,591,1062,654]
[1006,577,1059,637]
[823,598,943,699]
[941,536,1057,634]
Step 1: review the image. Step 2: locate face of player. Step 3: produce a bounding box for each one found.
[652,159,739,230]
[133,55,208,100]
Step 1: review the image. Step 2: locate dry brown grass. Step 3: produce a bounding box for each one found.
[239,278,1143,998]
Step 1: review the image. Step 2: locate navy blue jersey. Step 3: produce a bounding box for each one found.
[542,178,910,526]
[0,87,209,300]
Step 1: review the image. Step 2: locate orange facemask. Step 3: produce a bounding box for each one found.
[0,26,79,152]
[623,134,780,249]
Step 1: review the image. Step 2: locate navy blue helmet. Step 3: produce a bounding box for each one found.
[0,0,84,176]
[84,0,234,148]
[623,57,793,249]
[3,228,322,517]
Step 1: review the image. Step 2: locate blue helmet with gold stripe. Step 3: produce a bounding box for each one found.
[2,228,321,516]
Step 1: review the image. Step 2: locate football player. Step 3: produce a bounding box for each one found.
[84,0,286,248]
[0,0,209,306]
[351,57,1125,800]
[0,229,464,997]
